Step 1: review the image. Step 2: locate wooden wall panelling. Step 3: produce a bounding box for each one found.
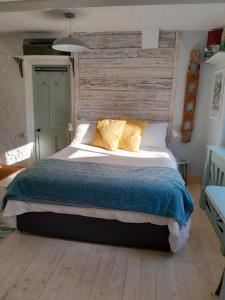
[80,100,169,112]
[168,31,181,138]
[74,37,80,123]
[159,31,176,48]
[79,31,176,49]
[79,48,139,59]
[138,48,174,58]
[79,90,171,100]
[79,78,172,91]
[77,31,142,49]
[78,109,169,122]
[75,30,178,129]
[78,57,173,68]
[79,68,173,79]
[159,31,176,41]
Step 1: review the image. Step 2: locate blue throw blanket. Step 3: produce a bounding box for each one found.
[3,159,194,225]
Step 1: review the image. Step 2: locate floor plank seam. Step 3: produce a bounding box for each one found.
[36,244,73,300]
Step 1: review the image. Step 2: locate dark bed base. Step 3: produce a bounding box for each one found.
[17,212,170,251]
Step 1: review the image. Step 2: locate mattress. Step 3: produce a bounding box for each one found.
[3,144,191,253]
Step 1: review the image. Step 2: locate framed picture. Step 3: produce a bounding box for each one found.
[210,69,225,118]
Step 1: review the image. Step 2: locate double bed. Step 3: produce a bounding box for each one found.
[3,142,193,253]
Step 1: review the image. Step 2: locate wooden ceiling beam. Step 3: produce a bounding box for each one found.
[0,0,224,13]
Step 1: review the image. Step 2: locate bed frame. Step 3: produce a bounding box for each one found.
[13,31,181,252]
[17,212,170,251]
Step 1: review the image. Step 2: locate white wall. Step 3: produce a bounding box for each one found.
[0,33,66,164]
[169,31,208,177]
[0,34,26,164]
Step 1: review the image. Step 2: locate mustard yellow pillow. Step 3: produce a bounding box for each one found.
[92,119,126,151]
[119,120,148,152]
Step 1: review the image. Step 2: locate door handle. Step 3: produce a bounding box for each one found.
[68,122,73,132]
[36,128,41,132]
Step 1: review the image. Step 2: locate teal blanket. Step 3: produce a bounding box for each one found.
[3,159,194,225]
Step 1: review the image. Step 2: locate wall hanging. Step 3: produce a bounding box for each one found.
[210,69,224,119]
[181,49,201,143]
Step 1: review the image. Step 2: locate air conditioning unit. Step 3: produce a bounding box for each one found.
[23,38,70,56]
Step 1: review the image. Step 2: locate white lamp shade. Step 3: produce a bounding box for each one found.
[52,35,89,52]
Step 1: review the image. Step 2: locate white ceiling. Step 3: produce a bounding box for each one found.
[0,0,22,2]
[0,3,225,34]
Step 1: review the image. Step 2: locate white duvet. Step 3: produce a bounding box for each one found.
[3,143,191,253]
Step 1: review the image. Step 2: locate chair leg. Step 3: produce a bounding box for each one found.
[216,270,224,296]
[200,190,207,209]
[220,231,225,256]
[219,270,225,300]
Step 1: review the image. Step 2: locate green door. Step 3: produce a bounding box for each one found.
[33,65,70,160]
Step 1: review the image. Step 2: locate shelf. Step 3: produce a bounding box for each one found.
[205,52,225,65]
[13,55,74,78]
[15,55,71,60]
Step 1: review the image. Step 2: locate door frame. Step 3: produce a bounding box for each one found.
[23,55,74,162]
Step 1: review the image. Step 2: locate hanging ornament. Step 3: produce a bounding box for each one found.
[181,49,201,143]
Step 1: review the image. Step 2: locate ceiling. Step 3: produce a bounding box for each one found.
[0,3,225,34]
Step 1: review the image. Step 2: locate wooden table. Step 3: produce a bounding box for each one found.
[0,169,24,189]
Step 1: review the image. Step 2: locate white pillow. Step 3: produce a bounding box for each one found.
[72,120,95,144]
[141,123,168,149]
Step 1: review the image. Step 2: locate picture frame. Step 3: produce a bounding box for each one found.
[210,69,225,118]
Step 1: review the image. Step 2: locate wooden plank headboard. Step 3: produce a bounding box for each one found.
[73,31,180,132]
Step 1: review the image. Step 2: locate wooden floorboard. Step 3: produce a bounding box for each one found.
[0,184,224,300]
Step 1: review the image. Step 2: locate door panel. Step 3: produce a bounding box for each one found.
[33,65,70,160]
[36,85,51,126]
[54,133,68,152]
[36,130,54,160]
[54,85,70,126]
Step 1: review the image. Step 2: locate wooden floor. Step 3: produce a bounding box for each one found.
[0,184,224,300]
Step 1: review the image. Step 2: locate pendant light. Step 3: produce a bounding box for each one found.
[52,12,89,52]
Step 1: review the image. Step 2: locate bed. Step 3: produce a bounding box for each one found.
[2,142,193,253]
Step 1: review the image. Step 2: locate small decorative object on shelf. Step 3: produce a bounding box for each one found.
[208,28,223,46]
[181,49,201,143]
[204,28,224,61]
[221,31,225,51]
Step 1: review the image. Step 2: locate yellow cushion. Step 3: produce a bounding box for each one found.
[92,119,126,151]
[119,120,148,152]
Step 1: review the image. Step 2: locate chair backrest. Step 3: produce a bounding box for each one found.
[201,146,225,208]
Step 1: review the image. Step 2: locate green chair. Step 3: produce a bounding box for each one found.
[205,186,225,255]
[201,146,225,256]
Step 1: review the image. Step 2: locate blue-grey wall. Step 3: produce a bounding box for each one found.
[169,31,209,177]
